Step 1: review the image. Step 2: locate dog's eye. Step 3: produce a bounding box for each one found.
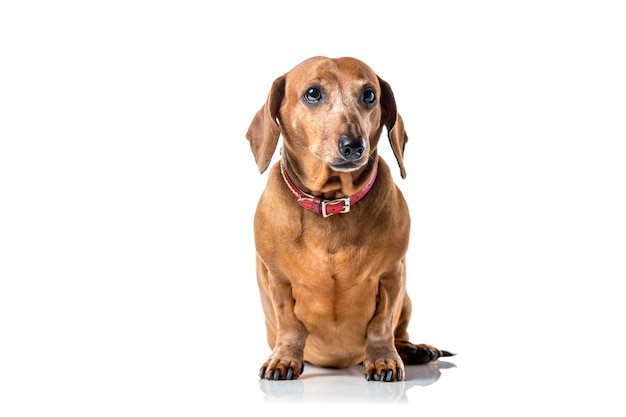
[362,89,376,106]
[303,87,323,104]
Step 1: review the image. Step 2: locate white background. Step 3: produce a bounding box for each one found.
[1,1,625,415]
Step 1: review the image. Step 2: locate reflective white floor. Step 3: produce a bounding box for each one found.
[231,341,625,415]
[257,361,456,403]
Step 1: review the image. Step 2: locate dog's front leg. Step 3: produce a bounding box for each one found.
[258,274,308,380]
[363,276,406,382]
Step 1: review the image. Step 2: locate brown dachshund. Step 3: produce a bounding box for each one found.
[246,56,453,382]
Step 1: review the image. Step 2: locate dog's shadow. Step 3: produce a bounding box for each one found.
[258,360,456,403]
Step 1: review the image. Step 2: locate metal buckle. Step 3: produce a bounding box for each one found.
[321,197,351,218]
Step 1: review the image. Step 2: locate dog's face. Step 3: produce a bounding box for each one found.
[247,56,408,179]
[278,56,384,173]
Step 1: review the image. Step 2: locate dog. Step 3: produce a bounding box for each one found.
[246,56,453,382]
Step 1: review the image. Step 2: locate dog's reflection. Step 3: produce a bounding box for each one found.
[259,361,455,403]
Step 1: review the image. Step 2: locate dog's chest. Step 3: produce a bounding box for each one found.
[289,243,379,324]
[271,204,401,277]
[288,223,383,288]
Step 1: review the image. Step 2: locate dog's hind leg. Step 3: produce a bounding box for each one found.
[395,340,455,364]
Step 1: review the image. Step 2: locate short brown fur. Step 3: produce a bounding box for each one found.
[246,56,451,382]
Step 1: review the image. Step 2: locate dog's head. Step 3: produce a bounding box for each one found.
[246,56,408,178]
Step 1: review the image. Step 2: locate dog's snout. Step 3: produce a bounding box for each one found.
[338,135,365,161]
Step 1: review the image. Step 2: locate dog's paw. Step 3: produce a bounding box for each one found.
[259,358,304,380]
[363,356,405,382]
[395,340,455,365]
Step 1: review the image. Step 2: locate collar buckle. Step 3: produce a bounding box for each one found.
[321,197,351,218]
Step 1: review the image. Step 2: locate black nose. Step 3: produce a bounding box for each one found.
[338,135,365,161]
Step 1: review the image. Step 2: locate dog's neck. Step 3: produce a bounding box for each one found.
[281,153,378,199]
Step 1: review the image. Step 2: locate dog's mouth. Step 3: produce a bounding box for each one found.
[328,160,366,172]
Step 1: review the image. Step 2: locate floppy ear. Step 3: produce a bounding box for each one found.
[246,75,285,173]
[378,77,408,179]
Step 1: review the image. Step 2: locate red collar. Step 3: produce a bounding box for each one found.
[280,161,378,217]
